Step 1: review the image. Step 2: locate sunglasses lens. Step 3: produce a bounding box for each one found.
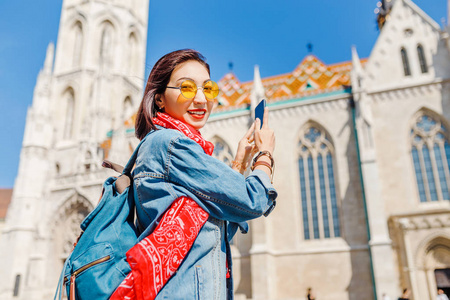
[180,80,197,99]
[203,81,219,99]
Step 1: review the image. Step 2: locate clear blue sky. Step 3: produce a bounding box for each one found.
[0,0,447,188]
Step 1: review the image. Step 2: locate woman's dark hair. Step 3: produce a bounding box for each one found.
[135,49,210,140]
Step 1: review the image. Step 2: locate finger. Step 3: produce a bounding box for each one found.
[244,121,256,139]
[245,143,256,153]
[262,107,269,128]
[251,147,259,156]
[255,118,261,133]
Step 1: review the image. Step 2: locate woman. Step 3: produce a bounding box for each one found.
[398,288,410,300]
[115,49,277,299]
[307,287,316,300]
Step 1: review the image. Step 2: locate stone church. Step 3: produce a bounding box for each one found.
[0,0,449,299]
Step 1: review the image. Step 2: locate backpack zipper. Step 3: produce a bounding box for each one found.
[66,255,111,300]
[64,255,111,284]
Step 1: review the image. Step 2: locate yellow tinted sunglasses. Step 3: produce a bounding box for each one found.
[167,79,220,101]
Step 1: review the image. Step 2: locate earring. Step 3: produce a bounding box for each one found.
[155,97,164,111]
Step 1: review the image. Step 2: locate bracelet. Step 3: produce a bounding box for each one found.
[252,151,274,168]
[251,157,275,184]
[251,161,272,174]
[231,160,246,172]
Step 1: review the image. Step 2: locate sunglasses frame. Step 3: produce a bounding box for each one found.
[166,79,219,101]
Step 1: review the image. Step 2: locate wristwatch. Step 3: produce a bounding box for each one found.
[251,151,275,183]
[252,151,274,168]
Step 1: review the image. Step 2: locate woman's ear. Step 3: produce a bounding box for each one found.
[156,94,165,110]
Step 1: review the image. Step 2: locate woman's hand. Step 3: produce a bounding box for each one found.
[232,108,275,176]
[232,122,258,174]
[253,108,275,180]
[254,108,275,154]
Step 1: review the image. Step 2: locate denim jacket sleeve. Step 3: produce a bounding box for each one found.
[166,134,277,223]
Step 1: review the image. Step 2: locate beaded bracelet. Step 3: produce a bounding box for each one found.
[231,160,246,173]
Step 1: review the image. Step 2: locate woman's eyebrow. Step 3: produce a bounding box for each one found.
[176,77,193,82]
[175,77,211,83]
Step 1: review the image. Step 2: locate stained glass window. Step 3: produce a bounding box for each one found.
[298,125,341,240]
[411,113,450,202]
[299,158,310,240]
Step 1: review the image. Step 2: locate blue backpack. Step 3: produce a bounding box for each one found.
[54,138,146,300]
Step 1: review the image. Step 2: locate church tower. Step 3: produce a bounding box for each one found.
[0,1,149,299]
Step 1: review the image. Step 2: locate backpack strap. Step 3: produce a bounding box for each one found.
[54,257,71,300]
[122,135,146,176]
[112,133,150,193]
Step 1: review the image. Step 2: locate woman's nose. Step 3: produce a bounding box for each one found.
[193,88,207,104]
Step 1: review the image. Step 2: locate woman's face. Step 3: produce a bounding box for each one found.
[160,60,214,130]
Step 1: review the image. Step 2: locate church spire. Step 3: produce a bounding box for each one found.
[250,65,265,115]
[351,46,363,73]
[351,46,366,94]
[43,42,54,75]
[351,46,364,88]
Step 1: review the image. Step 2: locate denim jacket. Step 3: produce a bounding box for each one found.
[132,127,277,300]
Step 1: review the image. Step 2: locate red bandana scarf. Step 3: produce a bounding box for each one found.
[153,112,214,155]
[110,113,213,300]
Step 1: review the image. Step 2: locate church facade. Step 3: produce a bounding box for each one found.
[0,0,449,300]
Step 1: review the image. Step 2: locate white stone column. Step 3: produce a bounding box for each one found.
[351,68,400,297]
[400,225,419,300]
[249,217,275,300]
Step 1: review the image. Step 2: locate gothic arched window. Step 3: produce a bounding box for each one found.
[13,274,21,297]
[84,151,92,172]
[63,89,75,139]
[417,44,428,74]
[298,125,341,240]
[62,203,90,257]
[401,47,411,76]
[73,22,83,68]
[127,32,138,75]
[123,96,133,123]
[411,113,450,202]
[211,137,234,167]
[100,22,114,69]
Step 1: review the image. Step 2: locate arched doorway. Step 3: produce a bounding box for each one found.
[51,192,93,275]
[419,237,450,299]
[435,269,450,296]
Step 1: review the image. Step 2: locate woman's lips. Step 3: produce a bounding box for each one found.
[188,109,206,119]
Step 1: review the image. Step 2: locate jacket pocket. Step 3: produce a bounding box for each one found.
[194,265,203,300]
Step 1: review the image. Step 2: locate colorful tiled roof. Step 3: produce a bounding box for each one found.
[216,55,366,111]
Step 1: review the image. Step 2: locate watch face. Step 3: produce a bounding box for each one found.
[253,151,274,167]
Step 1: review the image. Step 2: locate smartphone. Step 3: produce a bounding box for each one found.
[254,99,266,129]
